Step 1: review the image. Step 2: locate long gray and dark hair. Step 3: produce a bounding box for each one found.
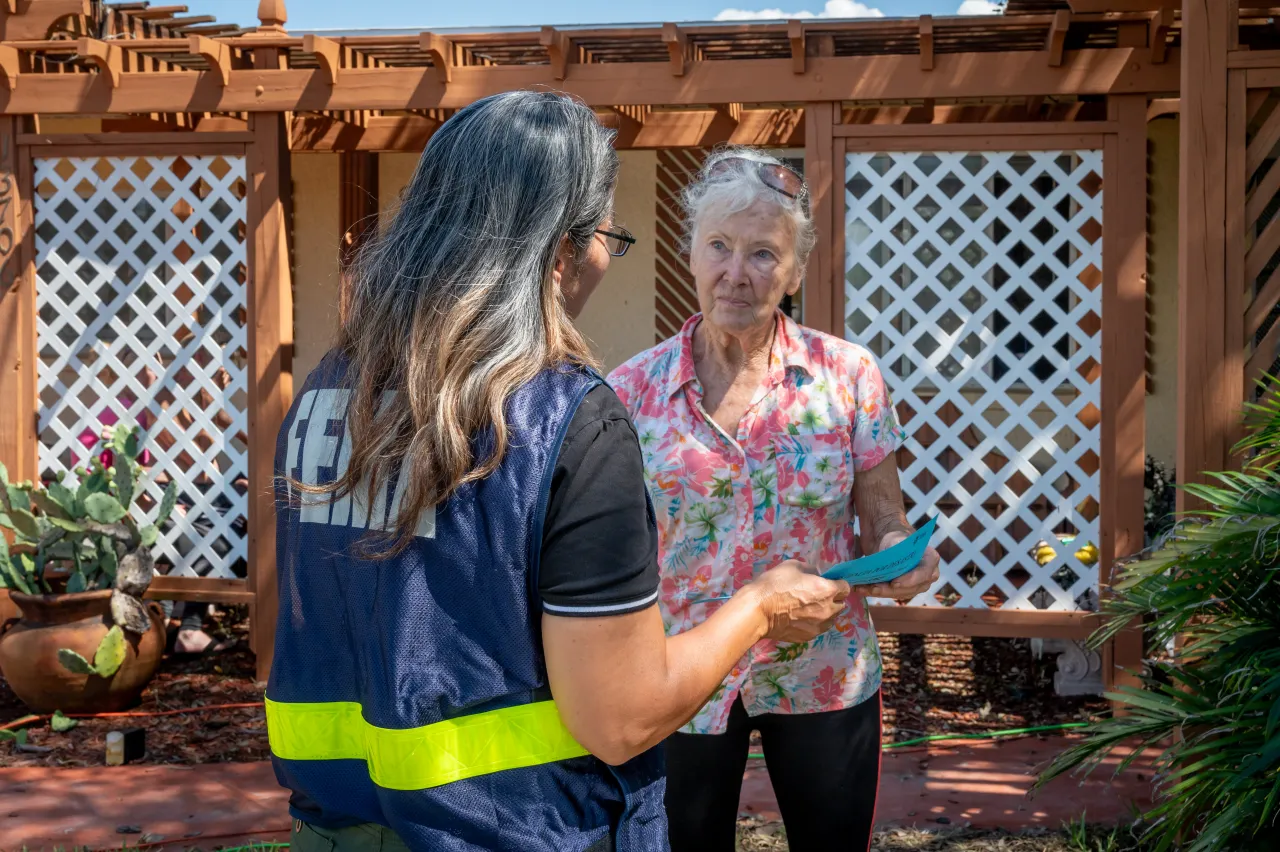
[321,91,618,555]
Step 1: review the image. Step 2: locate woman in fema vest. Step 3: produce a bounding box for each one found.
[266,93,851,852]
[608,148,942,852]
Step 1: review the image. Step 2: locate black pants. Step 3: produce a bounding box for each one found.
[665,691,881,852]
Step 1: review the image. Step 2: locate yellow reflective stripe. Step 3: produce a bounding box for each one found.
[265,696,590,791]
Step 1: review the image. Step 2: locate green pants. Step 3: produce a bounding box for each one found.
[291,819,412,852]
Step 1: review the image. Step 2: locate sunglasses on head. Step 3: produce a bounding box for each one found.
[705,156,805,200]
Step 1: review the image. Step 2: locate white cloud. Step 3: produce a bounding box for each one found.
[956,0,1004,14]
[715,1,885,21]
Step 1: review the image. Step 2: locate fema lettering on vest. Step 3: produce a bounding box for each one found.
[283,388,436,539]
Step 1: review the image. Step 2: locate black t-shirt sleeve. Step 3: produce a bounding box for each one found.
[538,384,660,617]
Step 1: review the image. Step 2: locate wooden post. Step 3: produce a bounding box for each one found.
[0,116,35,483]
[1176,0,1236,511]
[1101,95,1148,692]
[804,102,838,335]
[245,40,294,681]
[1226,69,1247,442]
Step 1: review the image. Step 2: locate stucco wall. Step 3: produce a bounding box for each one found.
[576,150,658,371]
[1146,117,1180,469]
[290,153,342,381]
[378,153,419,220]
[372,149,657,372]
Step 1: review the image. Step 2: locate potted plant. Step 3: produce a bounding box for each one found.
[0,424,178,713]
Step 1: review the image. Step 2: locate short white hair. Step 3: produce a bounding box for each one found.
[680,146,817,270]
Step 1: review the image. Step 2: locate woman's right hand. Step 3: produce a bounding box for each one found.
[747,560,850,643]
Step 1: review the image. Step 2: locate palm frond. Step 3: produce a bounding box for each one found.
[1039,373,1280,850]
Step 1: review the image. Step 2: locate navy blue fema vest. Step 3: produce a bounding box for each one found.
[267,354,668,852]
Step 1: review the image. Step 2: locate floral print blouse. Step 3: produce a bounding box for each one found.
[608,311,906,734]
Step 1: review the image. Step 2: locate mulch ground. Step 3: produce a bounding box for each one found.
[739,819,1148,852]
[1,608,1107,768]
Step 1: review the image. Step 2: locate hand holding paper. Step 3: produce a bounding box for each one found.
[821,517,941,602]
[688,518,940,606]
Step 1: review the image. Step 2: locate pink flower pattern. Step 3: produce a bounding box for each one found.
[608,311,906,734]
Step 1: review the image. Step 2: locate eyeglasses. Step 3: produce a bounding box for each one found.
[705,157,805,200]
[595,225,636,257]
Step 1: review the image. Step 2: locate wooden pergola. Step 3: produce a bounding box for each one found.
[0,0,1274,684]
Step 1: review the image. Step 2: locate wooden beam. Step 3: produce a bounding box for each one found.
[612,104,649,125]
[540,26,571,82]
[714,102,742,125]
[606,104,649,147]
[0,116,36,485]
[1177,0,1235,511]
[1117,20,1148,50]
[302,35,340,85]
[842,133,1106,153]
[1147,97,1179,120]
[0,44,17,90]
[291,113,438,151]
[1101,94,1148,692]
[289,113,364,150]
[1068,1,1178,10]
[661,22,686,77]
[17,131,252,146]
[188,35,231,87]
[153,15,216,29]
[0,48,1183,114]
[180,24,243,37]
[1229,50,1280,70]
[1227,71,1248,418]
[246,108,291,680]
[197,116,249,132]
[1150,7,1173,65]
[833,119,1115,138]
[788,19,806,75]
[77,38,123,88]
[145,576,254,603]
[0,1,90,41]
[1047,10,1071,68]
[919,15,934,72]
[128,5,193,20]
[420,33,453,85]
[869,606,1097,641]
[595,106,803,149]
[804,102,837,335]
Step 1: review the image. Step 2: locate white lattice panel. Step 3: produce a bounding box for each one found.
[34,155,249,579]
[844,151,1103,611]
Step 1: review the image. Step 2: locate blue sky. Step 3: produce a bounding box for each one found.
[198,1,1003,32]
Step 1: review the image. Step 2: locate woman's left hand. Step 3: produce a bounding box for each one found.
[853,531,941,602]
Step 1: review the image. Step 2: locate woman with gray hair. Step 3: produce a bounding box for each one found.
[266,94,848,852]
[609,148,941,850]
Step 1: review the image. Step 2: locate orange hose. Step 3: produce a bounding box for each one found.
[1,701,265,730]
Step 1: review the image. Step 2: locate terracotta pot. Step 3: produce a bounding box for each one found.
[0,590,165,714]
[0,590,18,632]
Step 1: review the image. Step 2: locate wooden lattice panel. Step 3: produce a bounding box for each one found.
[33,155,250,580]
[655,149,707,342]
[1243,89,1280,388]
[844,150,1104,611]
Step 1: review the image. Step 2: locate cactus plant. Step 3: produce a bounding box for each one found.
[0,423,178,669]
